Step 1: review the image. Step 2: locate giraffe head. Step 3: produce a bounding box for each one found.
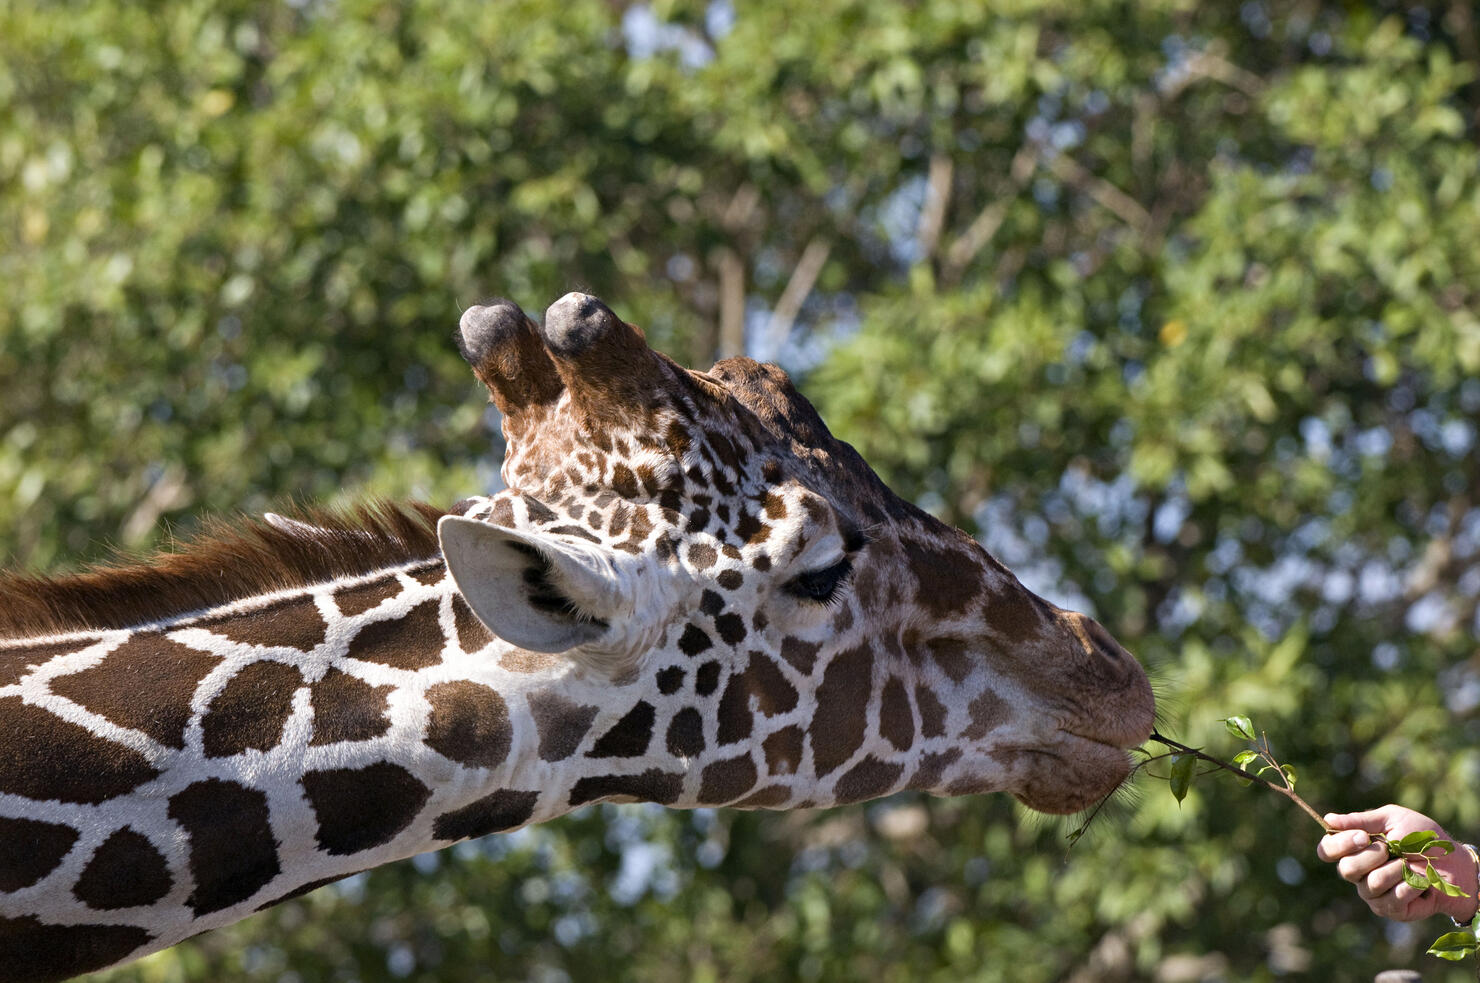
[439,293,1153,815]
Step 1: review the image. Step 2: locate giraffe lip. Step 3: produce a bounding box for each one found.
[1002,734,1138,814]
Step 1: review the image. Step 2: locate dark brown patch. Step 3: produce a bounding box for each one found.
[716,569,744,590]
[734,509,764,544]
[608,504,630,537]
[568,769,683,807]
[779,637,820,674]
[0,502,445,639]
[666,707,705,756]
[202,661,303,758]
[687,543,717,569]
[611,463,640,498]
[879,677,914,752]
[678,625,712,657]
[714,613,747,645]
[450,595,493,653]
[699,590,725,617]
[902,539,987,618]
[695,660,721,695]
[911,748,963,790]
[0,914,152,982]
[204,594,326,651]
[0,816,79,891]
[345,599,444,670]
[333,577,404,617]
[763,725,805,775]
[921,635,973,684]
[309,669,393,746]
[0,639,88,688]
[763,493,787,519]
[698,754,758,805]
[831,604,853,633]
[72,827,171,909]
[49,634,219,749]
[746,653,797,716]
[0,696,160,804]
[589,701,655,758]
[751,554,771,571]
[432,789,541,841]
[489,497,516,527]
[808,644,872,776]
[834,755,904,804]
[716,675,753,746]
[734,784,790,809]
[300,762,431,855]
[656,666,685,694]
[410,564,445,586]
[963,687,1010,739]
[168,778,280,915]
[425,681,512,768]
[915,684,948,739]
[528,690,600,762]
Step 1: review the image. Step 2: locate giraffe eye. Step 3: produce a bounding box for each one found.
[784,557,853,606]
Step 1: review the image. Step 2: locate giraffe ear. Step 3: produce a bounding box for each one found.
[437,515,621,655]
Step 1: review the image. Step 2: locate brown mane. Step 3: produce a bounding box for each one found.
[0,501,447,639]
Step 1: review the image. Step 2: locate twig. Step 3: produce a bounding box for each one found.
[1149,731,1334,832]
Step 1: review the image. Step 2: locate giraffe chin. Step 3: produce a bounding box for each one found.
[996,736,1139,816]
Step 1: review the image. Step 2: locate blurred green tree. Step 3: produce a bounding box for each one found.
[4,1,1480,980]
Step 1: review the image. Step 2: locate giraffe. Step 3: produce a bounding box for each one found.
[0,293,1154,982]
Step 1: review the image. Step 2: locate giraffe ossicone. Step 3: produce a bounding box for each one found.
[0,292,1154,981]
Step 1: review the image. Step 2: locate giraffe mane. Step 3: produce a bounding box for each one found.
[0,500,447,638]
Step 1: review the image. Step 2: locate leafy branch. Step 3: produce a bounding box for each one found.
[1071,715,1479,963]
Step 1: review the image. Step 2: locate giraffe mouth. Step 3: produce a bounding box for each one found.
[998,733,1139,815]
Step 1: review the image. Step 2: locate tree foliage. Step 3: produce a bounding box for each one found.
[4,1,1480,980]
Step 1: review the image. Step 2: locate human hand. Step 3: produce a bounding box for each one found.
[1316,805,1479,924]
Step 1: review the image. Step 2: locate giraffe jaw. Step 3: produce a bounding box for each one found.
[993,733,1141,815]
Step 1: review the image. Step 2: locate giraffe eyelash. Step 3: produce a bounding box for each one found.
[784,556,854,606]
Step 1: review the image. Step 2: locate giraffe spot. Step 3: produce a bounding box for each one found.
[752,610,768,632]
[910,748,963,790]
[717,570,743,590]
[963,687,1010,740]
[763,493,787,519]
[608,504,630,537]
[751,554,772,571]
[201,661,303,759]
[333,577,404,617]
[203,594,327,651]
[808,644,872,777]
[677,625,712,657]
[72,827,171,910]
[345,600,445,670]
[431,789,540,841]
[1,639,88,688]
[831,604,854,633]
[0,696,160,804]
[879,677,915,752]
[0,816,78,892]
[733,509,763,544]
[301,762,431,855]
[695,661,721,696]
[48,634,219,749]
[588,701,655,758]
[714,613,747,646]
[699,590,725,617]
[425,681,512,768]
[489,497,516,527]
[834,755,904,804]
[920,635,972,684]
[655,666,685,695]
[611,463,639,498]
[168,779,280,915]
[763,726,805,775]
[687,542,717,569]
[528,690,599,762]
[698,754,758,805]
[734,784,790,809]
[779,637,820,674]
[309,669,393,746]
[716,677,753,746]
[915,685,948,739]
[665,707,705,757]
[547,524,601,544]
[499,648,563,673]
[568,769,682,807]
[411,565,446,586]
[902,540,987,619]
[0,914,152,982]
[524,497,557,524]
[729,652,797,721]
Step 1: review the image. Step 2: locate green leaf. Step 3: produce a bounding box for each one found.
[1280,763,1296,788]
[1426,931,1478,960]
[1426,863,1445,889]
[1397,830,1441,855]
[1169,753,1196,804]
[1403,864,1432,890]
[1231,749,1258,767]
[1222,716,1255,741]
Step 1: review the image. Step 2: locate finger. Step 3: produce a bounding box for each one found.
[1318,829,1371,862]
[1358,859,1411,901]
[1338,844,1392,884]
[1325,808,1398,833]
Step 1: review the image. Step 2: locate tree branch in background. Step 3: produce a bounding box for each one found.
[915,153,954,263]
[714,246,746,360]
[942,145,1036,283]
[1044,152,1153,233]
[763,236,831,358]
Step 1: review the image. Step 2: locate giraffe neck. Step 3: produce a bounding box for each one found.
[0,554,677,977]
